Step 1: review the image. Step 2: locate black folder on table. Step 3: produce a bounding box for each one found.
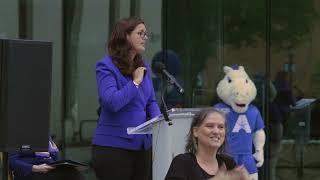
[49,160,88,171]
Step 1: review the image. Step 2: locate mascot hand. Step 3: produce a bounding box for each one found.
[253,150,264,167]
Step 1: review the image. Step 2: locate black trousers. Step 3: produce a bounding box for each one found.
[92,145,152,180]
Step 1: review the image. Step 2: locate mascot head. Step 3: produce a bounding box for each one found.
[216,65,257,113]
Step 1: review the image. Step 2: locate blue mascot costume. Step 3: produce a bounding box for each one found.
[214,66,266,180]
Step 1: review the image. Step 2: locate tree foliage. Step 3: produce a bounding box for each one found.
[165,0,318,104]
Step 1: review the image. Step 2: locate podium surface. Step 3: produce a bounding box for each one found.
[289,98,317,142]
[289,98,317,178]
[128,108,202,180]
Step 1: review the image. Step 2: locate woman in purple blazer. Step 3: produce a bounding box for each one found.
[91,17,161,180]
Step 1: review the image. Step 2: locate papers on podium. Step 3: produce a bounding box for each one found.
[49,160,88,171]
[127,108,200,135]
[292,98,317,109]
[127,114,162,134]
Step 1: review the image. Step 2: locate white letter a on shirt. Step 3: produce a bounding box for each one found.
[232,115,251,133]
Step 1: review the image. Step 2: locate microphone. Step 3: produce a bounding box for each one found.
[153,62,184,94]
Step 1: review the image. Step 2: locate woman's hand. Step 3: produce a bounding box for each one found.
[132,67,146,85]
[210,164,251,180]
[32,164,55,174]
[231,165,251,180]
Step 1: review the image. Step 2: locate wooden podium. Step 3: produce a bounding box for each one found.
[127,108,201,180]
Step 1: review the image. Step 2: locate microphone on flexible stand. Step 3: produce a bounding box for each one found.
[153,62,184,94]
[153,62,185,126]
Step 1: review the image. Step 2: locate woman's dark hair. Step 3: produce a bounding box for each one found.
[185,108,227,154]
[108,17,145,76]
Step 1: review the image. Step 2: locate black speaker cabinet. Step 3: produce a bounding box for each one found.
[0,39,52,151]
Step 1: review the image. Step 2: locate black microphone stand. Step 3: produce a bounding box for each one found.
[160,76,173,126]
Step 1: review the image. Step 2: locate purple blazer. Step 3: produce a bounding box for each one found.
[92,56,161,150]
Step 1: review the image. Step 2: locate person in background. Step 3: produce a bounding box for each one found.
[9,136,84,180]
[151,49,184,109]
[165,108,250,180]
[269,70,296,180]
[91,16,161,180]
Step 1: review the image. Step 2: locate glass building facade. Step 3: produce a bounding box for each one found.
[1,0,320,179]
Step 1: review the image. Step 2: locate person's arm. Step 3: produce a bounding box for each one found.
[269,81,277,102]
[31,164,55,174]
[146,85,161,119]
[253,129,265,167]
[145,62,161,119]
[96,62,139,112]
[9,152,33,176]
[9,152,55,176]
[253,108,266,167]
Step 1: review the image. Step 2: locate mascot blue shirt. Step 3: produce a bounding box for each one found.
[214,103,264,155]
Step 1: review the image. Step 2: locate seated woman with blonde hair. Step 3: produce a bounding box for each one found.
[165,108,250,180]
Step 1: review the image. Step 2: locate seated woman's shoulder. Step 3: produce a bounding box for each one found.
[217,154,237,170]
[173,153,194,161]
